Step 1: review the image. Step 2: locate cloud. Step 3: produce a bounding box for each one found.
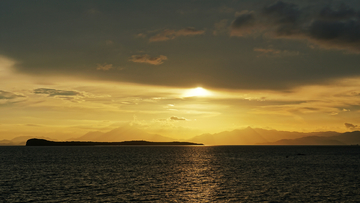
[0,56,17,78]
[262,1,302,25]
[149,27,205,42]
[345,123,359,130]
[254,48,281,54]
[105,40,113,45]
[218,6,235,14]
[0,90,26,105]
[230,10,258,36]
[213,19,229,36]
[319,4,357,21]
[169,116,187,121]
[0,90,25,100]
[4,1,360,92]
[129,54,168,65]
[34,88,81,97]
[254,48,299,57]
[136,33,147,38]
[87,8,101,15]
[230,1,360,52]
[96,63,113,71]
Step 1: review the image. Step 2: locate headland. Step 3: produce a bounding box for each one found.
[26,138,204,146]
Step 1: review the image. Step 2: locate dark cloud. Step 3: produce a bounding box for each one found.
[26,124,41,127]
[0,90,25,100]
[319,4,357,20]
[345,123,359,130]
[231,1,360,52]
[232,11,256,28]
[230,11,257,36]
[308,19,360,49]
[262,1,302,24]
[2,1,360,91]
[170,116,187,121]
[34,88,81,97]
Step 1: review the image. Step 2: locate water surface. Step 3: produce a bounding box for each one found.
[1,146,359,202]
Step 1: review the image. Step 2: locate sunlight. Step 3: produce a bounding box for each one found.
[183,87,211,97]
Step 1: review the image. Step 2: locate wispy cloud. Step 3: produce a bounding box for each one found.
[213,19,229,36]
[0,90,25,100]
[34,88,82,97]
[96,63,113,71]
[129,54,168,65]
[254,48,299,57]
[0,90,26,105]
[149,27,205,42]
[169,116,188,121]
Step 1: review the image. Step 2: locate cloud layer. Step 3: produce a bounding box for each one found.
[2,1,360,91]
[231,1,360,52]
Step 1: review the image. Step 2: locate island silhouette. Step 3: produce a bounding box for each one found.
[26,138,203,146]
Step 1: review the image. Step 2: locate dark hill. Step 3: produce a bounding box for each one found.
[330,131,360,145]
[264,136,346,145]
[26,139,203,146]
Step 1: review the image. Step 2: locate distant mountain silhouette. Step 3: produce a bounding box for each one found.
[330,131,360,145]
[189,127,344,145]
[263,136,346,145]
[190,127,268,145]
[72,124,173,142]
[251,128,340,142]
[4,126,360,146]
[261,131,360,145]
[0,136,51,146]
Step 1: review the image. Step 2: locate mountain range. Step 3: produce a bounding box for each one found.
[71,124,173,142]
[2,126,360,146]
[188,127,353,145]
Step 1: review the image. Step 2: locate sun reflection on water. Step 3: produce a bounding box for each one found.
[170,147,219,201]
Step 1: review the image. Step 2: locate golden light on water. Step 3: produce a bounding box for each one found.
[183,87,212,97]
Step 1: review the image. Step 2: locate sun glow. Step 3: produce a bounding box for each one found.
[183,87,211,97]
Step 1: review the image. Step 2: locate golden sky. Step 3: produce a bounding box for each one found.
[1,0,360,142]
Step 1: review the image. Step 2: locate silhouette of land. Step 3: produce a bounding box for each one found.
[26,138,203,146]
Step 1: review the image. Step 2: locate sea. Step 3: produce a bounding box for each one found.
[1,146,360,202]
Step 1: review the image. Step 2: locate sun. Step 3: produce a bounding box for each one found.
[183,87,211,97]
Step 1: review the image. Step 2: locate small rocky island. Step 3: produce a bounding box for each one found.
[26,138,204,146]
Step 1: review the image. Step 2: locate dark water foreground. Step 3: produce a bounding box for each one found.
[1,146,359,202]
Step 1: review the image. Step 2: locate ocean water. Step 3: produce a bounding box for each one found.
[1,146,360,202]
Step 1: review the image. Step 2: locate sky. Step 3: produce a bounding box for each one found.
[1,0,360,141]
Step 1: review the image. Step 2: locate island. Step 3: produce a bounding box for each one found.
[26,138,204,146]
